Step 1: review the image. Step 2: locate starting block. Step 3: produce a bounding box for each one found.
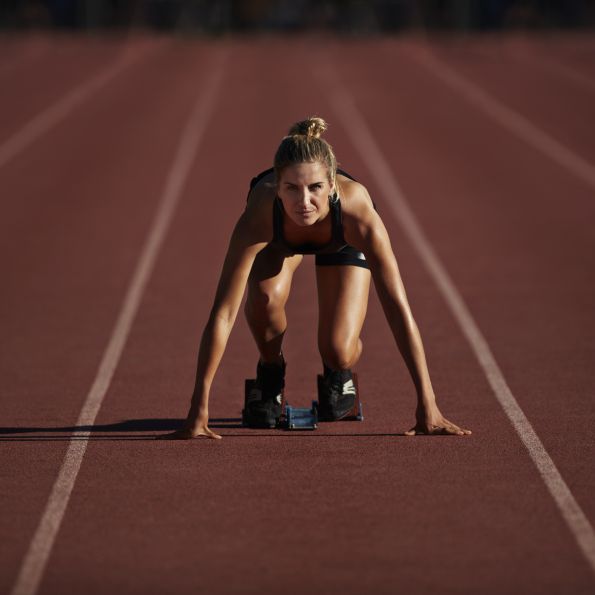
[316,372,364,421]
[242,379,318,430]
[242,373,364,430]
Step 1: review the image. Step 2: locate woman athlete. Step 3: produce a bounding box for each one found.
[162,117,471,440]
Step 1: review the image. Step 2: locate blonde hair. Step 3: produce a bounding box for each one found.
[273,117,338,189]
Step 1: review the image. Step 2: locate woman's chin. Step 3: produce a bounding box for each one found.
[292,212,317,226]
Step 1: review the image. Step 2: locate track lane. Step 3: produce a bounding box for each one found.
[0,40,219,595]
[323,36,595,583]
[0,35,163,171]
[23,37,595,595]
[0,35,152,144]
[320,39,595,576]
[413,36,595,166]
[9,47,228,595]
[376,37,595,519]
[496,35,595,94]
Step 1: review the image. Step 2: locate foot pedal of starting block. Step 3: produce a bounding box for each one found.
[282,401,318,430]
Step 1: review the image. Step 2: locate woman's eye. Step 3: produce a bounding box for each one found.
[310,184,322,191]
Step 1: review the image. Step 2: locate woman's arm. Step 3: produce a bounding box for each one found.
[344,186,471,436]
[160,209,268,440]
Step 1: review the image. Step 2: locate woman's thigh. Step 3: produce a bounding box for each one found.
[246,244,303,313]
[316,264,371,356]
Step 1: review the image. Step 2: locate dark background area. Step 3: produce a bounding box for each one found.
[1,0,594,32]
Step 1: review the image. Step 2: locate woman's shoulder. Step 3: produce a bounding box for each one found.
[337,174,375,217]
[243,169,276,240]
[338,173,383,251]
[246,169,276,211]
[249,168,275,193]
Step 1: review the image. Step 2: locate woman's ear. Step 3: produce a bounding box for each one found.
[328,178,338,202]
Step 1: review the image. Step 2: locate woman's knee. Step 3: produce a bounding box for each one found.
[245,280,287,319]
[319,337,362,370]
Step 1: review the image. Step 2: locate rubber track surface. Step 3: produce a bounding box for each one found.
[1,33,594,595]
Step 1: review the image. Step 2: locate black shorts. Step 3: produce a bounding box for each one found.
[315,246,369,269]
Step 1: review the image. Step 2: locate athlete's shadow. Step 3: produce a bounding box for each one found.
[0,417,244,439]
[0,419,408,441]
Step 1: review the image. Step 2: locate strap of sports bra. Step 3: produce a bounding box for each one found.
[272,196,284,243]
[249,167,274,192]
[330,195,346,246]
[337,167,357,182]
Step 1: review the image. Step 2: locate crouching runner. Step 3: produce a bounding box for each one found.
[159,117,471,440]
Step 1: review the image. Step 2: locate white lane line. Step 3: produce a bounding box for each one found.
[403,42,595,193]
[0,38,162,170]
[318,60,595,578]
[9,48,228,595]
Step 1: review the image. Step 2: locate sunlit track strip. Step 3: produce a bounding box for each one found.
[317,58,595,578]
[0,37,164,170]
[9,47,228,595]
[402,42,595,193]
[505,40,595,94]
[540,59,595,93]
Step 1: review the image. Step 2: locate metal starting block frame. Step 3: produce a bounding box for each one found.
[282,402,318,430]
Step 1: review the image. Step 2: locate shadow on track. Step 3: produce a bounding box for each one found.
[0,418,406,440]
[0,417,241,435]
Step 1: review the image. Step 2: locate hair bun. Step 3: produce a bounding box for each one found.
[288,117,328,139]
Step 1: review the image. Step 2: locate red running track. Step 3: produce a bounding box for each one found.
[1,32,594,595]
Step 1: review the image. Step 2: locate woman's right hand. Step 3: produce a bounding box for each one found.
[156,415,222,440]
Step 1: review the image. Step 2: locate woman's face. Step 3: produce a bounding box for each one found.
[277,161,334,227]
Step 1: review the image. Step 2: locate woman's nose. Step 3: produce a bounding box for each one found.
[298,189,311,205]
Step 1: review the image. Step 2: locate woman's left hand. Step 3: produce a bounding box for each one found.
[156,426,222,440]
[156,414,222,440]
[405,405,472,436]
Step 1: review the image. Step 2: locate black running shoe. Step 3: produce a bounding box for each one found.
[244,357,286,428]
[317,367,356,421]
